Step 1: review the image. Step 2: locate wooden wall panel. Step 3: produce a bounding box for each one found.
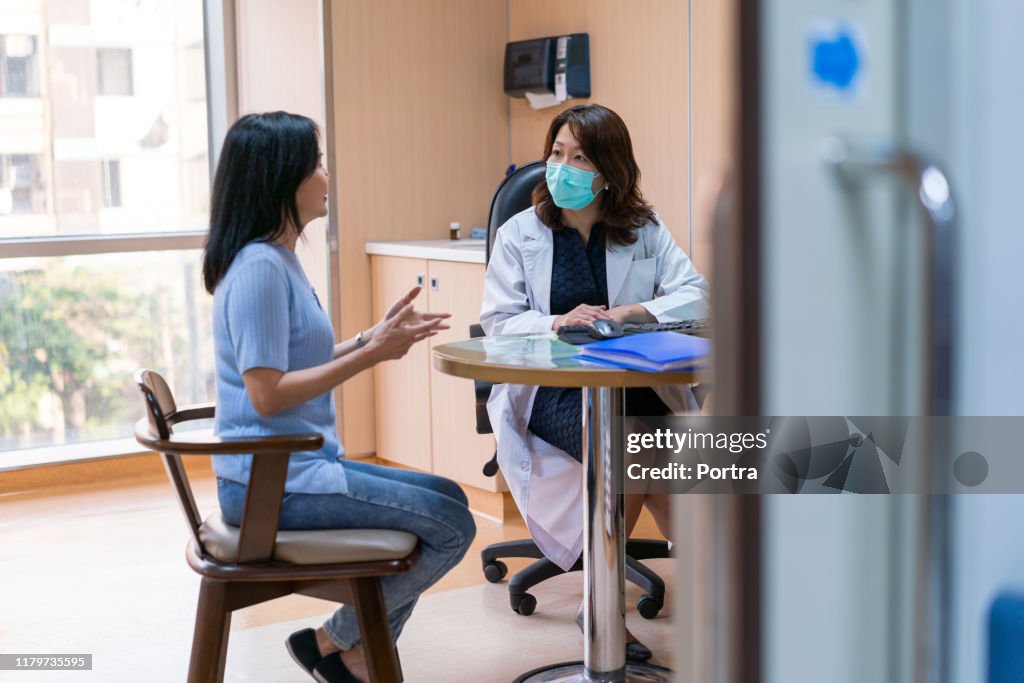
[235,0,329,308]
[326,1,718,455]
[327,0,508,454]
[507,0,691,251]
[674,4,737,682]
[690,0,736,277]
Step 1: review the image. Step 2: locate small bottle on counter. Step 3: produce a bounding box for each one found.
[449,221,462,240]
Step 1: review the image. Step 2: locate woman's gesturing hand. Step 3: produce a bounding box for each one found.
[366,301,450,362]
[551,303,612,330]
[381,285,450,327]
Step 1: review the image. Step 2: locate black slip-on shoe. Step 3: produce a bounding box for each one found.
[575,608,654,663]
[626,639,654,662]
[285,628,323,679]
[312,654,362,683]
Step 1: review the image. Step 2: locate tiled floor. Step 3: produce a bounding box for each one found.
[0,471,674,682]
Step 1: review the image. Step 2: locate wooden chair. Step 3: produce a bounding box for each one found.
[134,369,419,683]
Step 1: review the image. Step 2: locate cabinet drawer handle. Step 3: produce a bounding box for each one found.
[416,274,425,287]
[430,276,439,291]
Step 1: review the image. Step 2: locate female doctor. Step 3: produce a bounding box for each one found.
[480,104,710,660]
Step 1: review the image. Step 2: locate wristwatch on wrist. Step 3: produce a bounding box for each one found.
[355,330,369,348]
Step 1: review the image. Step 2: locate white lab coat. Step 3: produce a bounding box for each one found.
[480,207,711,570]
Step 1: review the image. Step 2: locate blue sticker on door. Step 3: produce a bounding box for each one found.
[809,23,864,96]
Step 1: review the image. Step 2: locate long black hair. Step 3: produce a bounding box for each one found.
[202,112,321,293]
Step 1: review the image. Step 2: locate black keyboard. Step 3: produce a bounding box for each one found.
[556,318,711,345]
[556,325,602,345]
[622,318,711,337]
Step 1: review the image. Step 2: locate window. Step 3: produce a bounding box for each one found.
[0,155,46,214]
[3,7,211,241]
[101,159,121,208]
[0,250,213,451]
[0,35,40,97]
[0,0,225,461]
[96,48,133,96]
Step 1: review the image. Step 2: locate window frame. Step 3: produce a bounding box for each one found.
[0,0,238,467]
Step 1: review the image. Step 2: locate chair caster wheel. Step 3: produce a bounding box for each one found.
[483,560,508,583]
[637,595,662,619]
[511,593,537,616]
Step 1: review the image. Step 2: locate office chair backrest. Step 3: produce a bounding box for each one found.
[471,161,545,437]
[486,161,546,263]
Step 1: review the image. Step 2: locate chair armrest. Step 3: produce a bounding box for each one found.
[134,418,324,455]
[169,402,215,424]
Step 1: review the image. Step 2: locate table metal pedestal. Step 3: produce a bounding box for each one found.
[516,387,672,683]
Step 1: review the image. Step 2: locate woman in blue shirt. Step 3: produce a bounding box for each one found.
[203,112,476,683]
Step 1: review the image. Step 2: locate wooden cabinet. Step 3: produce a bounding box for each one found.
[370,254,505,494]
[370,256,433,472]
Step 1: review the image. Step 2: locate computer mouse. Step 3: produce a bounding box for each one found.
[588,319,624,340]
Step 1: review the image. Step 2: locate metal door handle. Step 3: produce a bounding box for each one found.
[822,135,956,683]
[430,276,439,292]
[821,135,956,416]
[416,274,425,287]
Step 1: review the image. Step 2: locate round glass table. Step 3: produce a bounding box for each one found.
[433,333,698,683]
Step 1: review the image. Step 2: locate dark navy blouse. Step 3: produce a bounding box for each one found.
[528,224,669,462]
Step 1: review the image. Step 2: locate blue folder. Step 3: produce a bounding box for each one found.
[577,331,710,372]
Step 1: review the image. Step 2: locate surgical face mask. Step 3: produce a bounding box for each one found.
[545,162,603,210]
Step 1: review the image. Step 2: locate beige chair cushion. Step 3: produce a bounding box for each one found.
[198,513,418,565]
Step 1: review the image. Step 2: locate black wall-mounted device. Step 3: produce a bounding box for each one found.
[503,33,590,100]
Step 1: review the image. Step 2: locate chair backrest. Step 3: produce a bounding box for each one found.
[471,162,546,440]
[137,368,177,439]
[135,368,204,548]
[136,369,326,565]
[485,161,546,263]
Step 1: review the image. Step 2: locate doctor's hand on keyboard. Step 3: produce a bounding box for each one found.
[550,303,613,330]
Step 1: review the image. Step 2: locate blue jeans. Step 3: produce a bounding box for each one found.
[217,459,476,650]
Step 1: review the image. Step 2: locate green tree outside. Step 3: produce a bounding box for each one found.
[0,253,212,451]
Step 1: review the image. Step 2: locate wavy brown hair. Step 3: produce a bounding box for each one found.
[532,104,656,246]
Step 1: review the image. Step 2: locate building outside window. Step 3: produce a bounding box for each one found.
[96,47,133,96]
[0,35,40,97]
[0,0,219,459]
[0,154,45,214]
[101,158,121,207]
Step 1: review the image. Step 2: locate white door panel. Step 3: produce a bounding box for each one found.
[760,2,910,682]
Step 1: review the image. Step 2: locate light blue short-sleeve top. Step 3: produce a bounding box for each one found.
[211,241,347,494]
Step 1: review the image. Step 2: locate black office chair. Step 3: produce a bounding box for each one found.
[472,161,669,619]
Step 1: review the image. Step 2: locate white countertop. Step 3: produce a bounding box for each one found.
[365,238,486,264]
